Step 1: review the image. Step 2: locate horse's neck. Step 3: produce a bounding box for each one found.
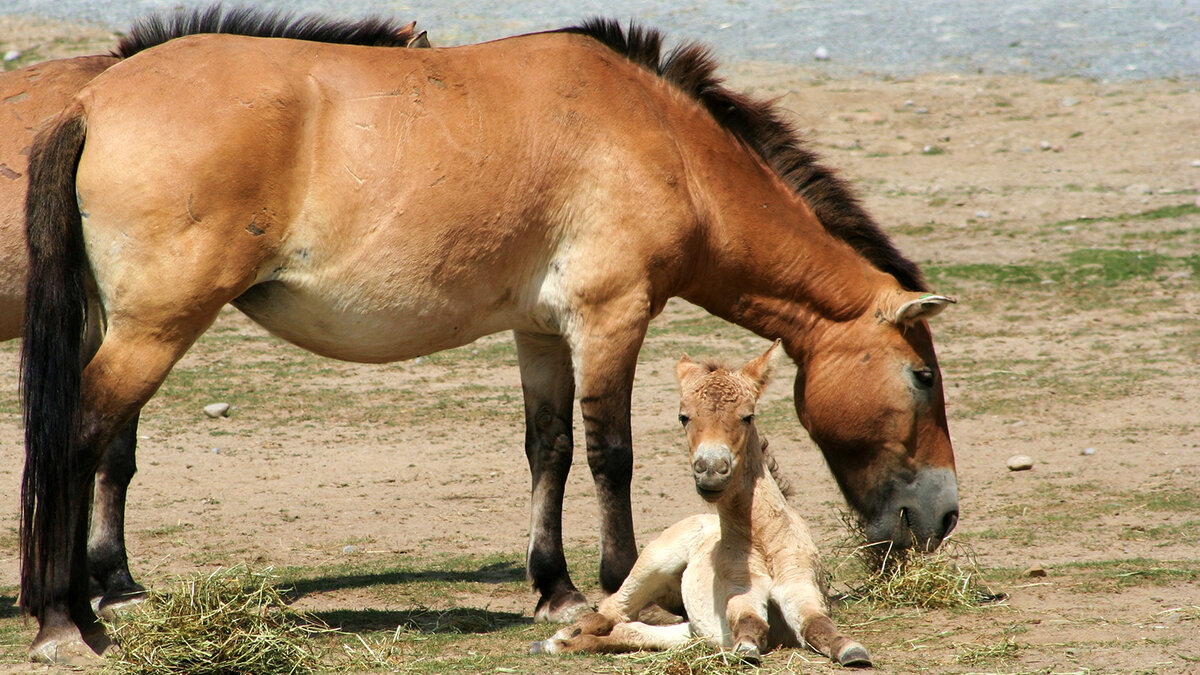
[677,157,895,354]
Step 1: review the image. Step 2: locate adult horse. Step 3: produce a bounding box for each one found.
[21,19,959,662]
[1,2,428,635]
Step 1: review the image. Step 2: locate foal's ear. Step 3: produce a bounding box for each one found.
[676,353,704,386]
[408,30,431,48]
[885,292,956,327]
[741,339,781,392]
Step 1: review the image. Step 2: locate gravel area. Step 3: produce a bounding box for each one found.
[3,0,1199,80]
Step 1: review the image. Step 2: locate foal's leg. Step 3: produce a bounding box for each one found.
[532,620,692,655]
[725,590,771,663]
[771,583,871,667]
[88,416,146,616]
[514,331,588,621]
[570,306,649,595]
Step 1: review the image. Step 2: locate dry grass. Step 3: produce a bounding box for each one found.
[102,566,330,675]
[609,639,759,675]
[829,514,1003,611]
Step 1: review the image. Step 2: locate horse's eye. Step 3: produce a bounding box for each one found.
[741,414,755,425]
[913,368,936,389]
[679,414,690,427]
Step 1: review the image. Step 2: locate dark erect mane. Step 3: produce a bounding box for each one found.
[113,4,417,59]
[560,19,928,292]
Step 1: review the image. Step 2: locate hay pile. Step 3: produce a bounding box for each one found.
[103,566,329,675]
[829,515,1003,610]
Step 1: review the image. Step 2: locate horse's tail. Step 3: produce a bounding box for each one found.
[20,108,90,617]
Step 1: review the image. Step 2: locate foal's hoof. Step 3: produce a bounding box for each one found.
[529,639,560,655]
[836,641,873,668]
[534,589,590,623]
[733,642,762,665]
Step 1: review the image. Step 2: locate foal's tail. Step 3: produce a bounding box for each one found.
[20,109,90,617]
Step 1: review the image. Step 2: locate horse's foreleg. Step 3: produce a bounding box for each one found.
[531,620,692,655]
[88,415,146,617]
[571,309,647,596]
[515,331,587,622]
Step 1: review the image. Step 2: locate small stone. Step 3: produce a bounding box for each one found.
[813,46,830,61]
[914,107,931,115]
[1007,454,1034,471]
[1192,160,1200,168]
[1024,566,1048,577]
[1061,97,1081,107]
[1039,140,1052,150]
[974,210,991,219]
[203,402,231,418]
[1082,447,1096,456]
[902,100,915,107]
[1124,184,1153,195]
[342,545,360,554]
[3,50,20,62]
[210,447,220,454]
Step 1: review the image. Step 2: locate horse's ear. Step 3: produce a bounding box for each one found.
[676,353,703,386]
[887,293,956,327]
[741,339,781,392]
[408,30,431,48]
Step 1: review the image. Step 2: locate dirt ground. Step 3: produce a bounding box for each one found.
[0,15,1198,675]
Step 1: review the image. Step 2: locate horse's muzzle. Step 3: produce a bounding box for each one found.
[692,444,733,501]
[864,466,959,551]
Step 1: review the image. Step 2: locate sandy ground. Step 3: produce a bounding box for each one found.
[0,14,1198,674]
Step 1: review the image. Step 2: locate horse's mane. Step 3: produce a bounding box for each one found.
[760,438,796,501]
[560,19,928,292]
[113,4,418,59]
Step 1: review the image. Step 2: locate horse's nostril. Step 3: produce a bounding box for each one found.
[693,458,708,474]
[942,510,959,537]
[714,458,730,475]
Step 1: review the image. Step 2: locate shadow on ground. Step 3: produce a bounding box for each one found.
[311,606,530,633]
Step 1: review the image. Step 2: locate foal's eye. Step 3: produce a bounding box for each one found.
[678,414,690,427]
[741,414,755,425]
[912,368,936,389]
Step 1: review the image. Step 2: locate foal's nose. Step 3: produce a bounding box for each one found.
[692,444,733,497]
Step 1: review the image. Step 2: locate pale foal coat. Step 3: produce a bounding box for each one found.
[533,342,870,667]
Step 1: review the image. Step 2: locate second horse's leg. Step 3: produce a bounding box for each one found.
[89,415,146,617]
[515,331,588,621]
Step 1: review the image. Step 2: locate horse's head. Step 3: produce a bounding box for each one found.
[675,342,779,503]
[794,291,959,551]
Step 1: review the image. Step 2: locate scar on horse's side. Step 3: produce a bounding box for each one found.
[531,341,871,668]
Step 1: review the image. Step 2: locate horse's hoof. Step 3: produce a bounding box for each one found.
[534,589,589,623]
[837,642,872,668]
[29,633,105,665]
[733,642,762,665]
[96,590,148,621]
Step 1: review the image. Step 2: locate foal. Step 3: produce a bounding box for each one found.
[532,341,871,667]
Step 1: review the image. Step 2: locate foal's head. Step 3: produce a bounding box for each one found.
[675,342,780,503]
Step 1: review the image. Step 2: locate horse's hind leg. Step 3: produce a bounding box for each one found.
[514,331,588,621]
[88,415,146,617]
[30,321,217,663]
[775,583,872,668]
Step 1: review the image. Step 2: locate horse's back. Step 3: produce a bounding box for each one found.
[72,32,702,361]
[0,55,115,341]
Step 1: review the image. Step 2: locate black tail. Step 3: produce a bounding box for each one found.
[20,110,89,617]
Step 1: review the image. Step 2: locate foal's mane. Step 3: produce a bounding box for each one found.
[113,4,418,59]
[560,19,927,292]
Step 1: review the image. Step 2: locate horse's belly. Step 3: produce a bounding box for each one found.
[231,279,521,363]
